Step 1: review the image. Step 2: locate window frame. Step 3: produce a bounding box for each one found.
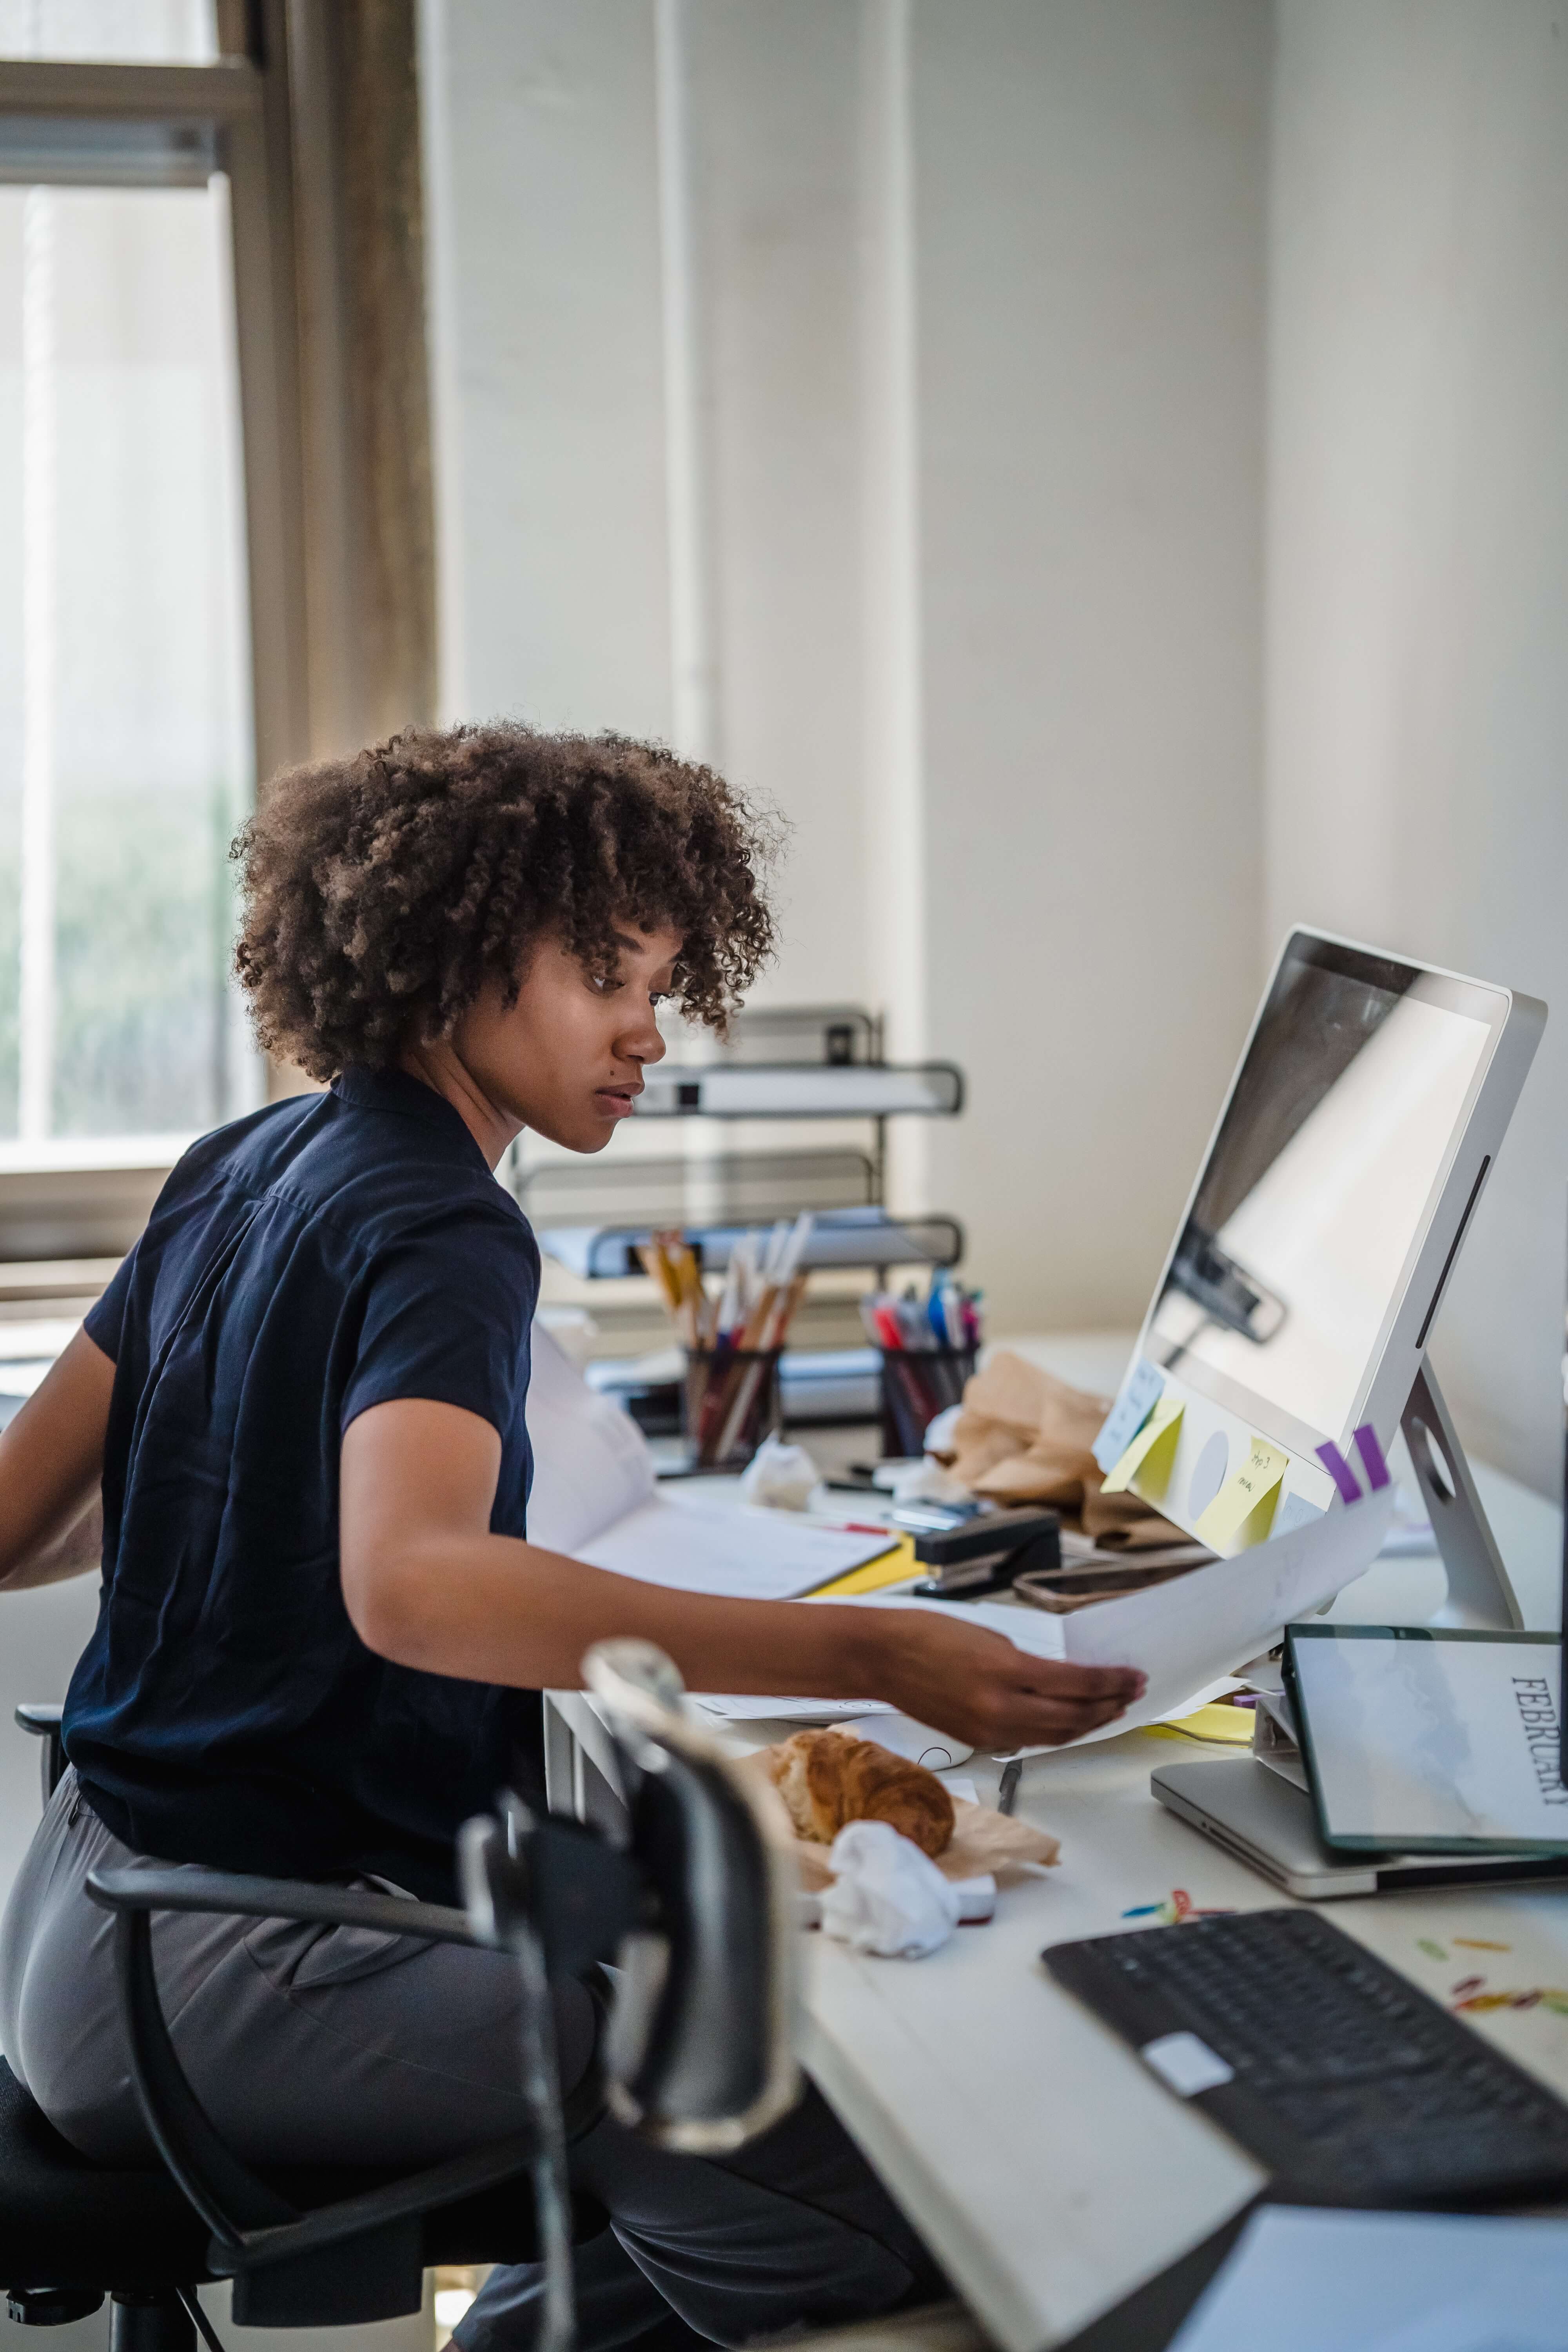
[0,9,308,1240]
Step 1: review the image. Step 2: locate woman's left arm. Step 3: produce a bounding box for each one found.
[0,1328,113,1593]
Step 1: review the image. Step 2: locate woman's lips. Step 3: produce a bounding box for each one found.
[594,1087,639,1119]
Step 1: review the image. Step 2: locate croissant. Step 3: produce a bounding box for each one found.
[768,1728,955,1859]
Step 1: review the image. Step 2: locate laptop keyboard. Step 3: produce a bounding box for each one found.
[1043,1907,1568,2203]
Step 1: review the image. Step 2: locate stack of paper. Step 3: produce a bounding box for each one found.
[526,1326,899,1601]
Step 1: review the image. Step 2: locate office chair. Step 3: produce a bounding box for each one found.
[0,1640,800,2352]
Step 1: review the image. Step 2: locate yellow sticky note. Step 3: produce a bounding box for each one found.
[1146,1704,1256,1748]
[1193,1436,1287,1552]
[1099,1395,1183,1500]
[806,1534,916,1598]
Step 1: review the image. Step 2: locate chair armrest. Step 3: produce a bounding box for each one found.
[14,1702,62,1733]
[86,1864,475,1947]
[81,1846,616,2259]
[79,1857,537,2292]
[15,1704,65,1810]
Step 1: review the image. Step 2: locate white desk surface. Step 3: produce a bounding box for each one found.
[552,1331,1568,2352]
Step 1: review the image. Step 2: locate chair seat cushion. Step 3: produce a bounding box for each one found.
[0,2060,210,2292]
[0,2061,587,2294]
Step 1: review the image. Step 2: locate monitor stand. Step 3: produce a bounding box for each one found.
[1401,1358,1524,1631]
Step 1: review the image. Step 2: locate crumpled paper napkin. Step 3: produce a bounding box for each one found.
[819,1820,992,1957]
[739,1435,826,1513]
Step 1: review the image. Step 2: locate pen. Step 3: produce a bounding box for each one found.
[872,1301,904,1351]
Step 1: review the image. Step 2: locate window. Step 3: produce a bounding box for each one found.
[0,177,255,1141]
[0,5,433,1261]
[0,1,217,68]
[0,0,305,1192]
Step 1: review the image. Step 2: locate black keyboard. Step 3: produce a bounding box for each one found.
[1044,1907,1568,2205]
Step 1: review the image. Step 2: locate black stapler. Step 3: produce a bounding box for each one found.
[906,1507,1061,1600]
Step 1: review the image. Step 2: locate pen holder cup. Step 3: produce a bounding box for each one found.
[879,1347,977,1460]
[682,1348,785,1473]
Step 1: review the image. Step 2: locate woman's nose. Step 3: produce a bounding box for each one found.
[624,1007,666,1064]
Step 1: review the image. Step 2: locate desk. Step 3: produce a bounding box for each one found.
[547,1337,1568,2352]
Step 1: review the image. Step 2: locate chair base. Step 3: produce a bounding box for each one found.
[4,2292,198,2351]
[107,2296,194,2352]
[7,2287,107,2327]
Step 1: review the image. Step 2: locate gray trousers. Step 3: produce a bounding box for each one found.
[0,1774,940,2348]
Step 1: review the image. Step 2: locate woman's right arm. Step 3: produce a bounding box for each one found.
[0,1328,113,1593]
[341,1395,1146,1751]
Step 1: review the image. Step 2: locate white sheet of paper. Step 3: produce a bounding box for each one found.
[1060,1479,1396,1740]
[575,1493,897,1601]
[524,1323,658,1553]
[817,1486,1394,1754]
[695,1695,896,1722]
[814,1592,1068,1650]
[1169,2206,1568,2352]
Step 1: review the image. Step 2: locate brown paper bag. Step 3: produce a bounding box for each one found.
[942,1349,1181,1550]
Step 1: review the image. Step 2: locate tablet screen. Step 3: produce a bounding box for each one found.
[1288,1627,1568,1853]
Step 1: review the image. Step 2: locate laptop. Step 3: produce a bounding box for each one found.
[1152,1754,1568,1902]
[1151,1194,1568,1901]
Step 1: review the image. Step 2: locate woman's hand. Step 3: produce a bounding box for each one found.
[849,1607,1145,1749]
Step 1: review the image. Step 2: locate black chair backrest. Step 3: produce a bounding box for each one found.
[580,1640,800,2153]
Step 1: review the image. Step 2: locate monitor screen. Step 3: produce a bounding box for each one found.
[1146,937,1494,1446]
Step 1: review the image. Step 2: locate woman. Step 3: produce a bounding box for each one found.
[0,723,1143,2348]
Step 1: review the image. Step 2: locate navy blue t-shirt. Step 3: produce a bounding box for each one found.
[62,1065,543,1903]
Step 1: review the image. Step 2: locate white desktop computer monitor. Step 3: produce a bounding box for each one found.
[1100,929,1544,1623]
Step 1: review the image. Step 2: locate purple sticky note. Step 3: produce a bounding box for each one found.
[1352,1423,1390,1492]
[1316,1441,1362,1504]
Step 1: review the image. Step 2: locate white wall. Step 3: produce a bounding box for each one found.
[420,0,1270,1328]
[911,1,1269,1327]
[1269,0,1568,1490]
[421,3,1568,1488]
[420,1,674,740]
[676,0,874,1005]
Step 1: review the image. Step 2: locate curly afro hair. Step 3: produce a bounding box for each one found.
[232,722,779,1081]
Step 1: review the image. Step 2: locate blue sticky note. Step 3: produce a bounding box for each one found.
[1093,1357,1165,1474]
[1272,1491,1325,1539]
